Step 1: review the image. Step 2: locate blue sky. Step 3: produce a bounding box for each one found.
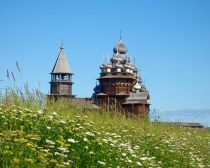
[0,0,210,111]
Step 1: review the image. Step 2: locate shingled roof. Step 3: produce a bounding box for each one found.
[51,46,71,74]
[123,91,149,105]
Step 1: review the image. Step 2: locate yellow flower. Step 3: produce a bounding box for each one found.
[13,158,20,164]
[38,156,48,163]
[14,138,28,144]
[50,159,58,164]
[3,150,13,156]
[24,158,34,164]
[26,142,35,148]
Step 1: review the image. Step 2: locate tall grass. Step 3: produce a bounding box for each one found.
[0,88,209,167]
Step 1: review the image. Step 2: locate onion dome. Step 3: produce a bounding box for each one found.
[133,77,141,90]
[115,63,123,68]
[129,65,135,70]
[124,63,132,69]
[100,64,105,69]
[113,38,128,54]
[104,64,112,68]
[110,52,124,64]
[134,82,141,90]
[124,56,131,63]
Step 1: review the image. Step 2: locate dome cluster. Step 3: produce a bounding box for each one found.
[99,38,148,93]
[100,40,137,76]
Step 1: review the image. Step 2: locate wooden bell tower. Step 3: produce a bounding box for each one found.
[48,44,74,100]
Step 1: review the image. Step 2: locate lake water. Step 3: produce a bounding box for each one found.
[150,109,210,127]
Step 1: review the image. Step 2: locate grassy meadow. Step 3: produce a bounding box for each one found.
[0,88,210,168]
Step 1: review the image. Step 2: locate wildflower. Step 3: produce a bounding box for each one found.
[68,138,76,143]
[98,161,106,166]
[89,151,95,155]
[85,132,95,137]
[46,139,55,145]
[13,158,20,164]
[37,110,43,114]
[48,115,53,119]
[48,145,54,148]
[120,143,127,147]
[47,126,51,130]
[63,161,70,166]
[198,164,205,168]
[50,159,58,164]
[58,147,69,153]
[14,138,28,144]
[122,129,128,133]
[164,140,170,144]
[84,115,88,118]
[83,137,88,142]
[3,150,13,156]
[30,137,40,140]
[187,132,192,135]
[24,158,34,164]
[127,158,132,163]
[102,138,108,143]
[128,148,134,154]
[140,156,148,161]
[136,161,142,166]
[55,152,61,156]
[42,149,50,153]
[122,153,126,157]
[132,154,137,158]
[26,142,35,148]
[134,145,140,150]
[60,120,66,124]
[52,112,58,116]
[110,143,115,147]
[114,135,121,138]
[56,139,65,146]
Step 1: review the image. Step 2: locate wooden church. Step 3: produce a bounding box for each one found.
[48,39,150,117]
[92,38,150,117]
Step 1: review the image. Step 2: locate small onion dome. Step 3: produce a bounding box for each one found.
[129,65,135,70]
[100,64,105,69]
[124,64,132,69]
[113,39,128,54]
[111,53,124,63]
[115,63,123,68]
[104,64,112,68]
[124,56,131,63]
[133,82,141,90]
